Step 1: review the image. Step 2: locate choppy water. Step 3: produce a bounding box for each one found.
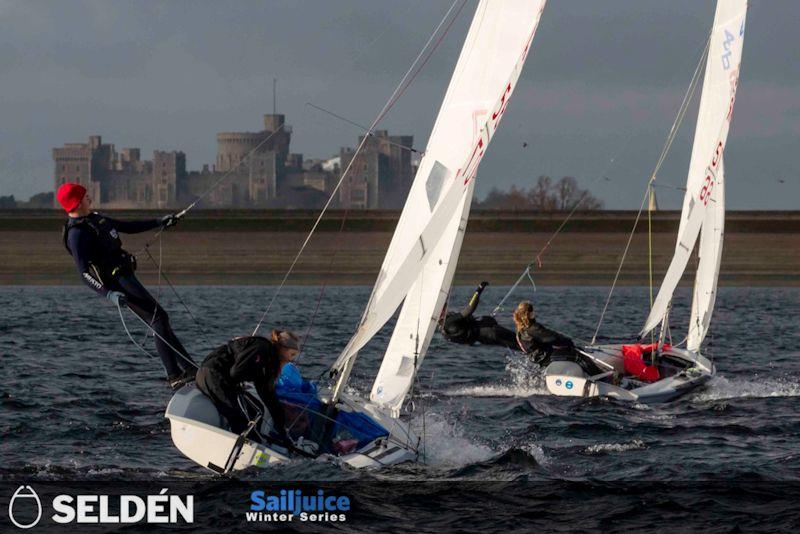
[2,285,799,530]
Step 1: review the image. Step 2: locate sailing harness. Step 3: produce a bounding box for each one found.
[63,214,138,284]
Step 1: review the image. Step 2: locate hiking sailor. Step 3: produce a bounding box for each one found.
[513,300,576,366]
[195,331,300,443]
[440,281,518,349]
[57,182,195,389]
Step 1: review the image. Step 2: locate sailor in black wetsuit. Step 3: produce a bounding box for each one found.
[512,300,576,366]
[195,331,299,441]
[57,182,194,389]
[440,282,518,349]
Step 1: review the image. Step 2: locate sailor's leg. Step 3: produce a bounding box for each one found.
[473,316,517,348]
[494,325,521,350]
[196,370,249,433]
[117,274,189,377]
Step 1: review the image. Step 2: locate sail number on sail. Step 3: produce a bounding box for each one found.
[457,6,544,186]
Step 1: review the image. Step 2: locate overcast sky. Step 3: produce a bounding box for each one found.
[0,0,797,209]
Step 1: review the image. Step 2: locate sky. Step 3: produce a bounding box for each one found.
[0,0,797,209]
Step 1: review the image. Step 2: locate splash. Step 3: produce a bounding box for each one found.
[521,442,549,465]
[411,413,495,466]
[585,439,645,454]
[692,375,800,401]
[443,354,548,397]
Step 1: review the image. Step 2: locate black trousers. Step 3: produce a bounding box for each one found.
[115,274,193,378]
[195,368,249,433]
[473,316,519,349]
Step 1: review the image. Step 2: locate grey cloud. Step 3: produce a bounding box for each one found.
[0,0,797,208]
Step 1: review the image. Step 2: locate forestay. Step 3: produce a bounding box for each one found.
[331,0,547,403]
[641,0,747,337]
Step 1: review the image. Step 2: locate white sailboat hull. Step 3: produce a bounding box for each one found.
[544,345,715,403]
[165,385,417,472]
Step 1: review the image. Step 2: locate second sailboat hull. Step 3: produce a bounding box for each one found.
[544,345,715,403]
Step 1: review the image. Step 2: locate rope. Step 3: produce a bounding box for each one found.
[251,0,467,336]
[116,300,199,370]
[305,103,422,154]
[647,186,654,345]
[491,136,634,317]
[134,124,289,256]
[141,244,212,345]
[591,182,652,345]
[590,32,711,345]
[649,34,711,184]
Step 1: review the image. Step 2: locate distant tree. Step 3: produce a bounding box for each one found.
[477,187,509,209]
[475,175,603,211]
[26,192,54,208]
[555,176,576,209]
[528,175,557,210]
[0,195,17,208]
[505,185,530,211]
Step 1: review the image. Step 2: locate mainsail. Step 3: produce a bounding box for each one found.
[331,0,547,404]
[641,0,746,338]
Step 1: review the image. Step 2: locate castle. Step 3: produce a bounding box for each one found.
[53,113,414,209]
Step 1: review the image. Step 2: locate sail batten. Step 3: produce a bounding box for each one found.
[641,0,746,338]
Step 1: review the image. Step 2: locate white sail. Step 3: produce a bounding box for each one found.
[687,157,725,351]
[641,0,746,337]
[370,181,473,414]
[331,0,547,396]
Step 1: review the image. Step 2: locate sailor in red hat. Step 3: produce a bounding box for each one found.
[58,182,195,389]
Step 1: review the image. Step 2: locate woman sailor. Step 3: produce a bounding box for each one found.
[195,330,300,443]
[513,300,576,366]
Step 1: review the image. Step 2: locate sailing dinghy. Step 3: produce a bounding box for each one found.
[545,0,747,403]
[166,0,547,471]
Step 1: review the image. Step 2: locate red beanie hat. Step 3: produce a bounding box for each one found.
[57,183,87,213]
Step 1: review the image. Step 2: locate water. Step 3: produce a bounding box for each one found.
[2,285,799,530]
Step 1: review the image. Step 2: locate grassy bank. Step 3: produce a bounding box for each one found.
[1,210,797,286]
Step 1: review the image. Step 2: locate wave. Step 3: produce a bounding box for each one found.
[410,413,495,467]
[692,375,800,401]
[443,353,548,398]
[585,439,646,455]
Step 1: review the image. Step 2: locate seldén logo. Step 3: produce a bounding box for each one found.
[247,489,350,523]
[8,486,42,529]
[7,485,194,528]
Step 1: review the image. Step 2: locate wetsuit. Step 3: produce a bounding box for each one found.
[63,212,192,379]
[441,284,518,349]
[195,336,286,436]
[516,319,576,366]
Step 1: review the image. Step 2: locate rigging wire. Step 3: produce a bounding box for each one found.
[591,32,712,345]
[252,0,468,336]
[305,102,422,154]
[491,135,634,317]
[591,183,651,345]
[116,300,199,370]
[140,243,212,345]
[135,124,288,256]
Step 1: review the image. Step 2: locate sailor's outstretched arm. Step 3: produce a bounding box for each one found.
[103,216,161,234]
[461,281,489,317]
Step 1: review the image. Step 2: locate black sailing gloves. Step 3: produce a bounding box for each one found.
[477,281,489,293]
[159,213,180,229]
